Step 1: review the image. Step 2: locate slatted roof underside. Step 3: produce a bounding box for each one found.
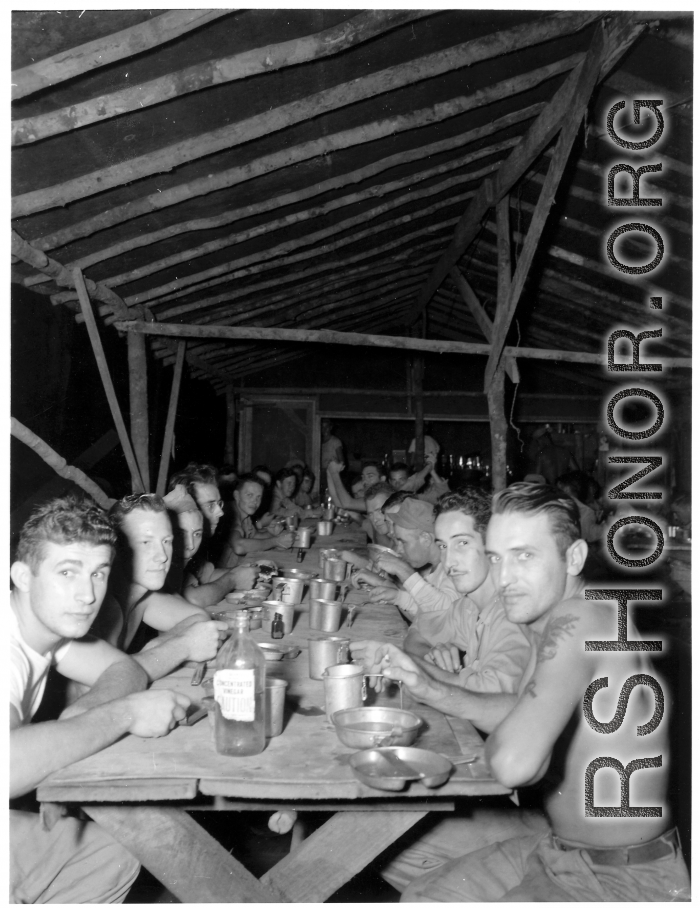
[11,10,692,393]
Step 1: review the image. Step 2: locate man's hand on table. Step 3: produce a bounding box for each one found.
[354,641,442,704]
[373,552,414,584]
[274,529,295,549]
[425,643,462,673]
[367,585,401,605]
[351,568,396,591]
[229,564,258,590]
[124,689,191,737]
[168,613,228,662]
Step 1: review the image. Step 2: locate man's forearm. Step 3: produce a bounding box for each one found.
[403,629,432,660]
[182,573,237,608]
[415,679,517,733]
[11,699,136,798]
[61,659,147,717]
[234,533,278,554]
[327,469,365,512]
[133,636,191,682]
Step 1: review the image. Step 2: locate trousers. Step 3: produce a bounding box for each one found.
[401,826,691,902]
[10,810,140,904]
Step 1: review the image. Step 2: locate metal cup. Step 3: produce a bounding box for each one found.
[308,636,350,680]
[317,520,334,536]
[323,557,347,582]
[285,513,299,530]
[294,526,313,549]
[262,600,295,635]
[309,598,343,633]
[271,576,305,604]
[265,678,288,737]
[322,663,368,720]
[322,505,336,520]
[309,578,338,600]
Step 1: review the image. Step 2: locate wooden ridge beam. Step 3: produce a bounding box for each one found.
[11,10,231,101]
[13,14,596,217]
[12,11,433,144]
[115,319,691,368]
[404,14,646,327]
[484,23,606,389]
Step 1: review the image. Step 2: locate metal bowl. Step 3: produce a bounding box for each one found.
[348,747,455,790]
[332,707,423,749]
[366,544,396,564]
[258,642,301,661]
[277,568,317,582]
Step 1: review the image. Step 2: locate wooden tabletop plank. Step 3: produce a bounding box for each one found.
[38,524,508,802]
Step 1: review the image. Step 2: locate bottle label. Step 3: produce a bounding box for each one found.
[214,669,255,721]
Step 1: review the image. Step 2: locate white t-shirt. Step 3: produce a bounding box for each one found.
[10,607,71,724]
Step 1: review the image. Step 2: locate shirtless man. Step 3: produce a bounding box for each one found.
[219,474,295,566]
[367,483,688,901]
[10,497,189,903]
[94,494,226,682]
[164,485,258,607]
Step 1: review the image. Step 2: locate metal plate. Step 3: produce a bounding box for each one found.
[258,642,302,661]
[349,746,455,790]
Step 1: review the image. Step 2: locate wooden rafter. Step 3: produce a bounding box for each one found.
[483,23,606,389]
[12,11,433,145]
[11,10,231,100]
[404,14,646,327]
[13,15,596,218]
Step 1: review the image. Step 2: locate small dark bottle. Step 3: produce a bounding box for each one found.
[296,548,305,563]
[271,612,285,639]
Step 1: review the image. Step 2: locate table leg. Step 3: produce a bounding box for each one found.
[83,805,287,903]
[262,809,428,902]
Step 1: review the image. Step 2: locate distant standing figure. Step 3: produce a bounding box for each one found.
[321,419,344,492]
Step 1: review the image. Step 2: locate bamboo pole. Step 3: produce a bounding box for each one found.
[115,320,692,368]
[73,268,145,493]
[13,11,433,144]
[13,50,582,219]
[11,10,231,100]
[10,418,114,510]
[127,331,150,491]
[412,353,425,468]
[225,386,236,465]
[156,342,187,497]
[405,15,645,326]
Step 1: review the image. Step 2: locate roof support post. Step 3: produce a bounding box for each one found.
[483,23,606,390]
[73,268,145,494]
[406,16,643,328]
[156,341,187,497]
[225,385,236,465]
[487,364,508,493]
[128,331,151,491]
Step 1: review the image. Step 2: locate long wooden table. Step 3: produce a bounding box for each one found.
[38,522,508,902]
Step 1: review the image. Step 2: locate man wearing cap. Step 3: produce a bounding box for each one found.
[164,485,258,607]
[365,498,460,618]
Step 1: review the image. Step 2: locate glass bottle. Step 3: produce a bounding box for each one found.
[213,611,266,756]
[271,612,284,638]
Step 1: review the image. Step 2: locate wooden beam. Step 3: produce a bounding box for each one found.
[449,266,519,384]
[13,15,596,218]
[127,332,150,491]
[10,418,114,509]
[35,99,544,255]
[115,320,691,368]
[225,387,236,464]
[73,269,145,493]
[13,11,433,145]
[156,342,186,497]
[11,10,231,100]
[404,14,646,327]
[483,23,606,390]
[487,365,508,492]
